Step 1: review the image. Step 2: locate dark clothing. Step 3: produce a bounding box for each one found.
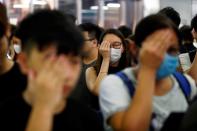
[0,63,27,104]
[71,61,126,111]
[0,95,104,131]
[161,112,184,131]
[180,96,197,131]
[180,43,196,62]
[108,66,124,74]
[70,61,99,109]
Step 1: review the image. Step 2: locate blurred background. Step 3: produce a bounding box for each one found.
[1,0,197,30]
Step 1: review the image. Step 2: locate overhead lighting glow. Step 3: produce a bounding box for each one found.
[13,4,29,8]
[33,0,47,5]
[90,6,108,10]
[107,3,120,8]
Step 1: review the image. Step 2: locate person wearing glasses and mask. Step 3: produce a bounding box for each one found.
[86,29,131,96]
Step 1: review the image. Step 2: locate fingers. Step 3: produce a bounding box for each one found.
[100,41,111,52]
[39,54,56,75]
[53,56,68,82]
[143,29,172,54]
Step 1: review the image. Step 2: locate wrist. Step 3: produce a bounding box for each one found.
[139,66,157,77]
[32,103,54,116]
[140,65,157,73]
[103,57,110,61]
[33,101,55,114]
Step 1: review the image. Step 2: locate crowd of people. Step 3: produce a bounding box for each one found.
[0,2,197,131]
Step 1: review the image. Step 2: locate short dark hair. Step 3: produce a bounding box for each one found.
[179,25,193,43]
[191,14,197,32]
[159,7,181,27]
[15,10,84,56]
[118,25,132,38]
[0,3,8,28]
[78,23,103,41]
[135,14,180,47]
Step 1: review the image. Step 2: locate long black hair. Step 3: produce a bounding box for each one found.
[94,28,131,75]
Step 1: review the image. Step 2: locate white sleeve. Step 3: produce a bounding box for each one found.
[99,74,131,123]
[184,74,197,100]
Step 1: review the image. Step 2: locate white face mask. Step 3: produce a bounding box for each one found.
[13,44,21,54]
[110,48,122,64]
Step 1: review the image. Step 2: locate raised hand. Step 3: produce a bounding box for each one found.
[99,41,111,60]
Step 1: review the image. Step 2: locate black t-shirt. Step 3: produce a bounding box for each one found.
[0,95,104,131]
[108,66,124,74]
[70,61,99,110]
[180,96,197,131]
[0,63,27,104]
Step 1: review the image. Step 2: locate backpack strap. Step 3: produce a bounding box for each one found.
[173,72,191,103]
[116,71,135,97]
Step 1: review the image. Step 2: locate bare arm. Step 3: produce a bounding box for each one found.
[86,58,110,96]
[26,105,53,131]
[86,41,110,96]
[108,67,156,131]
[121,67,156,131]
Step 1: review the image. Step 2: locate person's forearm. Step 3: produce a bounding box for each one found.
[122,67,156,131]
[26,105,53,131]
[93,58,110,95]
[188,52,197,83]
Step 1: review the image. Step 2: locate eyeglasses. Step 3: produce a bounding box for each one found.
[110,41,122,49]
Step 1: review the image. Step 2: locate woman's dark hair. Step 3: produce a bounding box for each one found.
[94,29,130,75]
[179,25,193,44]
[135,14,181,48]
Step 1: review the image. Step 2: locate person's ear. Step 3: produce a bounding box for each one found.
[121,45,124,53]
[92,39,98,48]
[17,52,29,75]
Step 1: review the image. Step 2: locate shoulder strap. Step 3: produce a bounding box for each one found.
[116,71,135,97]
[173,72,191,102]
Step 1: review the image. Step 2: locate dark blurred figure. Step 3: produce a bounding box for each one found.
[70,23,103,110]
[179,25,196,62]
[8,25,22,61]
[0,3,26,104]
[180,96,197,131]
[118,25,132,38]
[159,7,181,27]
[191,14,197,46]
[125,34,139,66]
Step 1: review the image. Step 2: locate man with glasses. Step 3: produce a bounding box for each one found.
[70,23,103,110]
